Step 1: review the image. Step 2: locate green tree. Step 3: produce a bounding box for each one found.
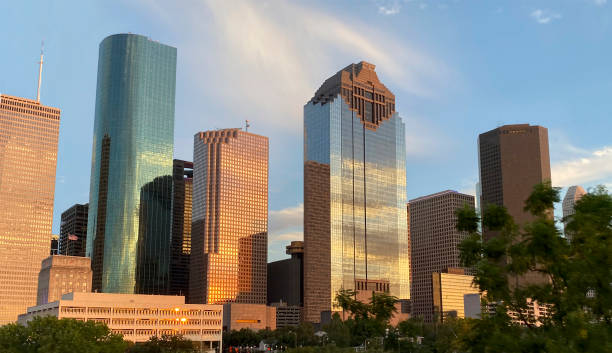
[127,334,198,353]
[456,183,612,352]
[0,316,127,353]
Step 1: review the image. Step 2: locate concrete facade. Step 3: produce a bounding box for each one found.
[19,292,222,350]
[222,303,276,331]
[37,255,92,305]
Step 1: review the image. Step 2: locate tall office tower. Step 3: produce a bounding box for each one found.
[190,129,269,304]
[303,61,409,323]
[562,185,587,241]
[59,203,89,257]
[86,34,177,294]
[478,124,551,241]
[409,190,475,323]
[0,94,60,324]
[169,160,193,297]
[268,241,304,307]
[406,203,412,288]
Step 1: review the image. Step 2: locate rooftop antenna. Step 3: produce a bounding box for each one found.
[36,41,44,103]
[245,120,250,132]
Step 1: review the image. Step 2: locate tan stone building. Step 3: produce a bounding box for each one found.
[19,293,222,351]
[222,303,275,331]
[0,94,60,324]
[37,255,92,305]
[191,129,269,305]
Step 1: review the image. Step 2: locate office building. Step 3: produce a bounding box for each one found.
[432,270,479,322]
[409,190,475,323]
[271,302,301,328]
[303,61,409,323]
[59,203,88,257]
[267,241,303,307]
[37,255,92,305]
[19,292,222,350]
[562,185,587,241]
[50,234,60,255]
[191,129,269,305]
[478,124,551,241]
[0,94,60,324]
[86,34,177,294]
[222,303,276,331]
[169,160,193,297]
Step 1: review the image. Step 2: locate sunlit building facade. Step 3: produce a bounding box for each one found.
[86,34,177,294]
[190,129,268,305]
[562,185,587,241]
[432,270,479,322]
[0,94,60,324]
[303,62,409,323]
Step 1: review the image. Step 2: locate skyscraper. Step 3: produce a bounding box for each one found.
[190,129,268,304]
[562,185,587,241]
[86,34,177,294]
[478,124,551,241]
[303,61,409,323]
[0,94,60,324]
[267,241,304,307]
[59,203,88,257]
[409,190,475,323]
[169,160,193,297]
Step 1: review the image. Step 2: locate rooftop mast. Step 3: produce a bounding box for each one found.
[36,41,44,103]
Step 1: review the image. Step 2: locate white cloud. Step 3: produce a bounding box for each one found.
[269,203,303,235]
[530,9,562,24]
[552,145,612,187]
[594,0,607,6]
[376,0,402,15]
[136,0,449,134]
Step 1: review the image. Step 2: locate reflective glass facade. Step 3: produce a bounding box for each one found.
[190,129,268,305]
[0,94,60,324]
[303,62,408,322]
[86,34,176,294]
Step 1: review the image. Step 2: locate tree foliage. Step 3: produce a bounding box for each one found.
[126,334,198,353]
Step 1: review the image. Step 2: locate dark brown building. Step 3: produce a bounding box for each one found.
[59,204,89,257]
[169,160,193,297]
[409,191,475,323]
[478,124,551,240]
[267,241,303,307]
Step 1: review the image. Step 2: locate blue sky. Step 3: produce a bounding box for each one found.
[1,0,611,261]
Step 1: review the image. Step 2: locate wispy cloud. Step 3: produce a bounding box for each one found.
[377,0,402,15]
[552,145,612,187]
[530,9,562,24]
[594,0,607,6]
[268,203,303,260]
[136,0,449,136]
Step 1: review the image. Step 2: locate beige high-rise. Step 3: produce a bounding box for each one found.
[37,255,92,305]
[190,129,268,305]
[0,94,60,324]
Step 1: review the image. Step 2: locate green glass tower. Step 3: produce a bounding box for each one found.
[86,34,176,294]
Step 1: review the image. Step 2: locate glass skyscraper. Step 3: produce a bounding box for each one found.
[303,62,409,323]
[86,34,176,294]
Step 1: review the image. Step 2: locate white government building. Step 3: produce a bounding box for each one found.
[18,292,222,352]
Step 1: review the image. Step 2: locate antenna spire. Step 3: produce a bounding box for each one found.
[245,120,250,132]
[37,41,44,103]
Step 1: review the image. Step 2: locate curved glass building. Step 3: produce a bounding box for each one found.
[303,62,409,323]
[86,34,176,294]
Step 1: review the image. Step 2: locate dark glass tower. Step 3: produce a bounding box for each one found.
[303,62,409,323]
[59,203,88,257]
[169,160,193,297]
[86,34,176,294]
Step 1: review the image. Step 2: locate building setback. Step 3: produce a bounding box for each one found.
[409,190,475,323]
[303,61,409,323]
[86,34,177,294]
[0,94,60,325]
[37,255,92,305]
[267,241,303,307]
[190,129,269,305]
[59,203,89,257]
[478,124,551,241]
[562,185,587,241]
[169,160,193,298]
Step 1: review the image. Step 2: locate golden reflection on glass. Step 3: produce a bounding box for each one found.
[0,94,60,324]
[191,129,268,304]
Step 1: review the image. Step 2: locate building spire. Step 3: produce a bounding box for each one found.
[37,41,44,103]
[245,119,250,132]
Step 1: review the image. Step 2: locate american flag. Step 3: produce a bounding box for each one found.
[68,234,78,241]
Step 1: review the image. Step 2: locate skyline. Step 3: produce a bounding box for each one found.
[1,0,611,261]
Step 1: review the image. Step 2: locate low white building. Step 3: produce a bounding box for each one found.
[18,292,222,352]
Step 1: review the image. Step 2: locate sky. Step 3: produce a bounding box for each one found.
[1,0,611,261]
